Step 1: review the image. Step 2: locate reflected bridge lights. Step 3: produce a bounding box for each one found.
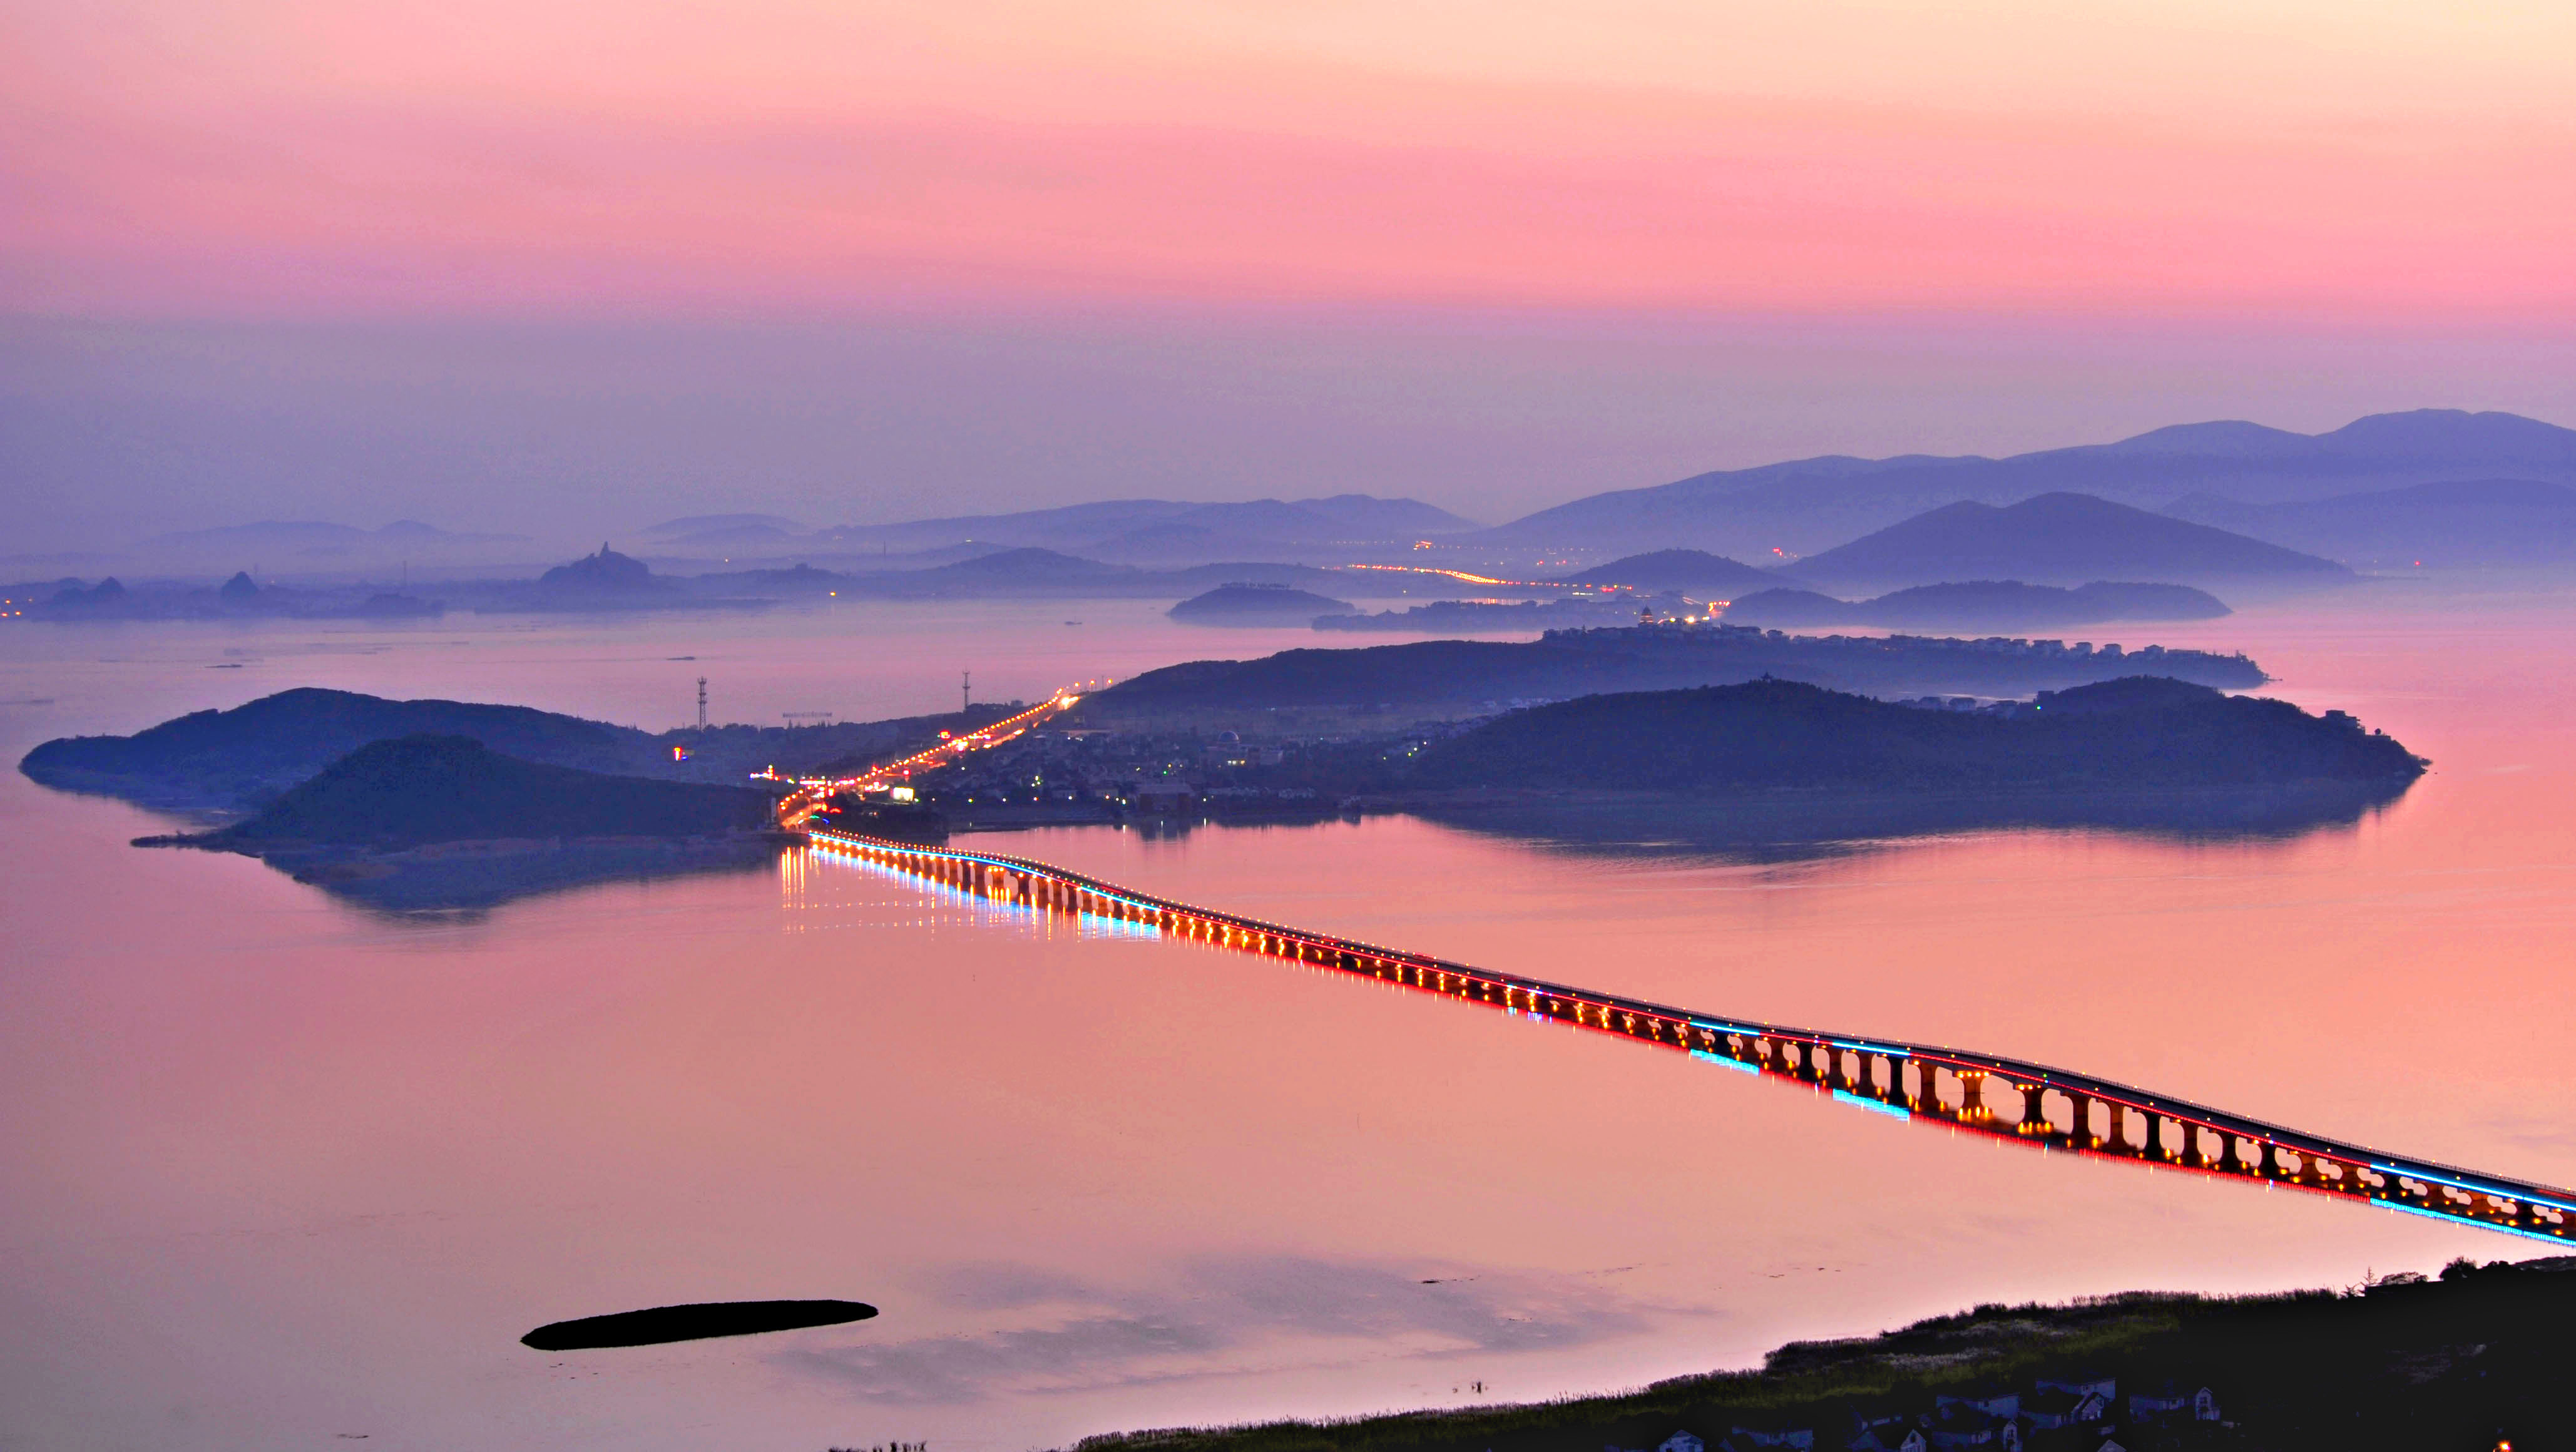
[792,826,2576,1247]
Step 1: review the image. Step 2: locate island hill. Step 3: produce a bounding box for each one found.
[1081,620,2265,734]
[33,670,2422,902]
[1391,676,2421,796]
[19,685,1032,816]
[1168,583,1357,623]
[1783,493,2352,591]
[867,675,2420,851]
[1725,581,2232,633]
[120,734,789,911]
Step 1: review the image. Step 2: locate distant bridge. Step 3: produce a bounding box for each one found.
[802,826,2576,1245]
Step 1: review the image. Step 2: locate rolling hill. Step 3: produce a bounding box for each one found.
[1477,409,2576,558]
[1781,494,2351,590]
[1725,580,2230,631]
[197,735,774,846]
[2162,478,2576,567]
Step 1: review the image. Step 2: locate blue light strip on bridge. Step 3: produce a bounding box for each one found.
[2373,1198,2570,1245]
[804,828,2576,1247]
[2373,1162,2576,1216]
[1834,1089,1913,1120]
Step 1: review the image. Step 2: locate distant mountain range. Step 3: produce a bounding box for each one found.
[805,494,1480,563]
[658,407,2575,572]
[148,519,521,550]
[1726,580,2232,633]
[692,548,1427,600]
[2161,479,2576,568]
[1783,494,2351,590]
[96,409,2576,586]
[1473,409,2576,559]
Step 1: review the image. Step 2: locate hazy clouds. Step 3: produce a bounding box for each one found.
[12,312,2576,556]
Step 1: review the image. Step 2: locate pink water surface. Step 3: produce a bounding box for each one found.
[2,589,2570,1451]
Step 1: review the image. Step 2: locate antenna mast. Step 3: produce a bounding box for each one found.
[961,670,971,714]
[696,677,708,730]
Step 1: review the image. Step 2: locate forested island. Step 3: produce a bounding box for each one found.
[19,685,1022,815]
[1087,621,2264,734]
[1725,580,2232,632]
[910,675,2420,849]
[132,735,783,911]
[30,661,2414,905]
[1398,677,2419,795]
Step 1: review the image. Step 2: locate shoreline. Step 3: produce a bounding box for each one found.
[1067,1256,2576,1451]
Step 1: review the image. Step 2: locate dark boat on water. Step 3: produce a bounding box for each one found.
[523,1299,876,1349]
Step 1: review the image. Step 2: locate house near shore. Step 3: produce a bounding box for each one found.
[1694,1371,2207,1452]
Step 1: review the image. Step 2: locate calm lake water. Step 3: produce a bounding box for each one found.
[4,587,2573,1451]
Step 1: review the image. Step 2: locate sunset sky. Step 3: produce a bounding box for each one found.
[6,1,2575,546]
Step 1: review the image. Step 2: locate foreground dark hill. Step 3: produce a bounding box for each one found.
[1476,408,2576,556]
[2164,477,2576,567]
[1408,677,2421,794]
[1786,493,2351,589]
[185,735,774,846]
[1726,580,2229,631]
[1078,1255,2573,1452]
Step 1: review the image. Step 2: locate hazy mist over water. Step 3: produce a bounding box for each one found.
[4,587,2573,1449]
[11,314,2576,556]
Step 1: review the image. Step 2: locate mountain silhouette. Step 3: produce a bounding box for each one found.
[1784,494,2350,589]
[2162,478,2576,567]
[1476,409,2576,558]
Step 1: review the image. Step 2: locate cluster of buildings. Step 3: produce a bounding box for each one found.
[1630,1377,2222,1452]
[904,727,1352,826]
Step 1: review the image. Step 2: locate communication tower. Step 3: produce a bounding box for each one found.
[696,677,708,730]
[962,670,971,714]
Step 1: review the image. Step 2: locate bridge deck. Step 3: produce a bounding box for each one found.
[806,826,2576,1244]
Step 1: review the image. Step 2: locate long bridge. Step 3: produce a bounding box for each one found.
[800,823,2576,1246]
[762,687,1093,830]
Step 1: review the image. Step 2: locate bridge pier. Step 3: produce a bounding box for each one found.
[2013,1082,2046,1136]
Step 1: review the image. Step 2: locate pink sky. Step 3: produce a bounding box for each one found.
[7,3,2576,550]
[8,0,2575,320]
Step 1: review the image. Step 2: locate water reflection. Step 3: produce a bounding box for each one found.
[4,595,2568,1452]
[779,1255,1649,1405]
[1103,777,2413,867]
[1408,779,2415,865]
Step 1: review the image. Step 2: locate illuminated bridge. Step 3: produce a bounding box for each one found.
[760,687,1093,830]
[802,825,2576,1246]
